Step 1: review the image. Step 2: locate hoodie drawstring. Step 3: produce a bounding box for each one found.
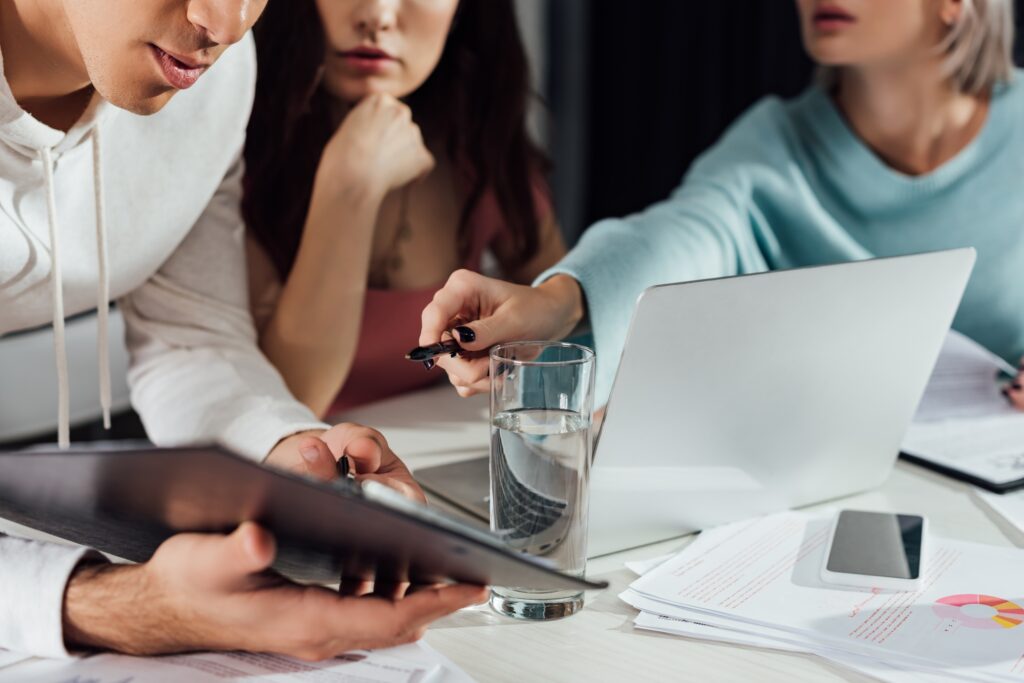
[40,130,112,449]
[40,146,70,448]
[92,128,112,431]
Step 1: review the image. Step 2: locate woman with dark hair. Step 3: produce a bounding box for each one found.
[244,0,564,417]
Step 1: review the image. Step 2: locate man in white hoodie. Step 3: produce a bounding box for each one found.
[0,0,485,660]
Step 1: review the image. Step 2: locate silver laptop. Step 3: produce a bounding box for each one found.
[416,249,976,557]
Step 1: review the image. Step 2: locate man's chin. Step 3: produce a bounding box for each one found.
[101,87,176,116]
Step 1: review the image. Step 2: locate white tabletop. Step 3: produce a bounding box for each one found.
[4,384,1020,682]
[336,384,1021,683]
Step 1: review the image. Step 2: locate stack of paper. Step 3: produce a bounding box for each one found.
[622,511,1024,682]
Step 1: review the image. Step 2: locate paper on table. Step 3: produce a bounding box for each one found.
[632,612,979,683]
[629,511,1024,680]
[626,591,1003,683]
[914,331,1017,420]
[624,553,673,576]
[903,417,1024,486]
[975,488,1024,536]
[394,642,477,683]
[902,330,1024,486]
[1,643,449,683]
[622,541,989,681]
[912,330,1016,422]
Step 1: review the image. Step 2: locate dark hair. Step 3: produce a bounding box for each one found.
[243,0,550,280]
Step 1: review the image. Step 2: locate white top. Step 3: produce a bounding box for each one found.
[0,35,325,656]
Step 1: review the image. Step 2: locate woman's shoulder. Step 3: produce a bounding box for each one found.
[992,68,1024,114]
[687,90,816,180]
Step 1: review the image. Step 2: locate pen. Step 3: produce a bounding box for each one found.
[336,454,357,480]
[405,339,462,370]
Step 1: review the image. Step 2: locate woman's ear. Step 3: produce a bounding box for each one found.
[939,0,965,27]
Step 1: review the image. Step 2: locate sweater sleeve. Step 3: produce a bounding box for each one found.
[119,153,327,461]
[0,534,105,657]
[537,164,775,406]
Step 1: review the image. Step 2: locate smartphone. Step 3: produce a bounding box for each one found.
[820,509,928,591]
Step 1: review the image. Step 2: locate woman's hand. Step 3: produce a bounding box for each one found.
[1005,361,1024,409]
[64,523,486,659]
[318,93,435,199]
[418,270,586,396]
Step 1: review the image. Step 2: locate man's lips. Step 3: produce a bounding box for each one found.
[150,45,210,90]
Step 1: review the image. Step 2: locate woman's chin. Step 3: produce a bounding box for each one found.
[323,77,413,103]
[803,42,864,69]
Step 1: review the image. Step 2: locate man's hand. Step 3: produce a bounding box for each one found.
[64,523,487,658]
[265,424,425,503]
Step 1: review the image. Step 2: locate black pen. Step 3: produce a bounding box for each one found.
[336,454,357,480]
[405,339,462,369]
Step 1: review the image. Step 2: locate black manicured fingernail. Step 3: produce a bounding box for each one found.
[455,326,476,343]
[336,455,351,478]
[423,359,435,371]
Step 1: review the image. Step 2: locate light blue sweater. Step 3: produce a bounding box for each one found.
[543,74,1024,405]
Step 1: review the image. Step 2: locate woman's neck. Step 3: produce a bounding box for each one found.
[835,61,989,176]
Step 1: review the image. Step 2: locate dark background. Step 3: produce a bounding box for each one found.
[548,0,1024,239]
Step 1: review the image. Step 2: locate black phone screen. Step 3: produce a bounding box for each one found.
[826,510,924,579]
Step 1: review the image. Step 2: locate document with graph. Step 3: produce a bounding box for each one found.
[626,512,1024,681]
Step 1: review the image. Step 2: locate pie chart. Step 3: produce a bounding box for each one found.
[933,594,1024,629]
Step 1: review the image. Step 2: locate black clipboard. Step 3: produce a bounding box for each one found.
[0,445,606,590]
[899,452,1024,494]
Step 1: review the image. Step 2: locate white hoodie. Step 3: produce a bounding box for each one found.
[0,36,327,655]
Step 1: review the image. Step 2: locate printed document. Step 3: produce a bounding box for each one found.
[632,612,970,683]
[912,330,1016,422]
[903,331,1024,487]
[627,512,1024,681]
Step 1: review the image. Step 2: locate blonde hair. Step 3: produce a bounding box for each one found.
[819,0,1015,95]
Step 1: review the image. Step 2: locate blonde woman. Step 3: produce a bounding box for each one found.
[420,0,1024,406]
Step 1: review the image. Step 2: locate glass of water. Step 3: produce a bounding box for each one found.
[488,341,596,620]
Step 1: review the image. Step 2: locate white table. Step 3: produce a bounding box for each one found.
[3,384,1019,682]
[338,385,1021,683]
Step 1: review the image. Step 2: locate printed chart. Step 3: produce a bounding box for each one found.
[932,594,1024,630]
